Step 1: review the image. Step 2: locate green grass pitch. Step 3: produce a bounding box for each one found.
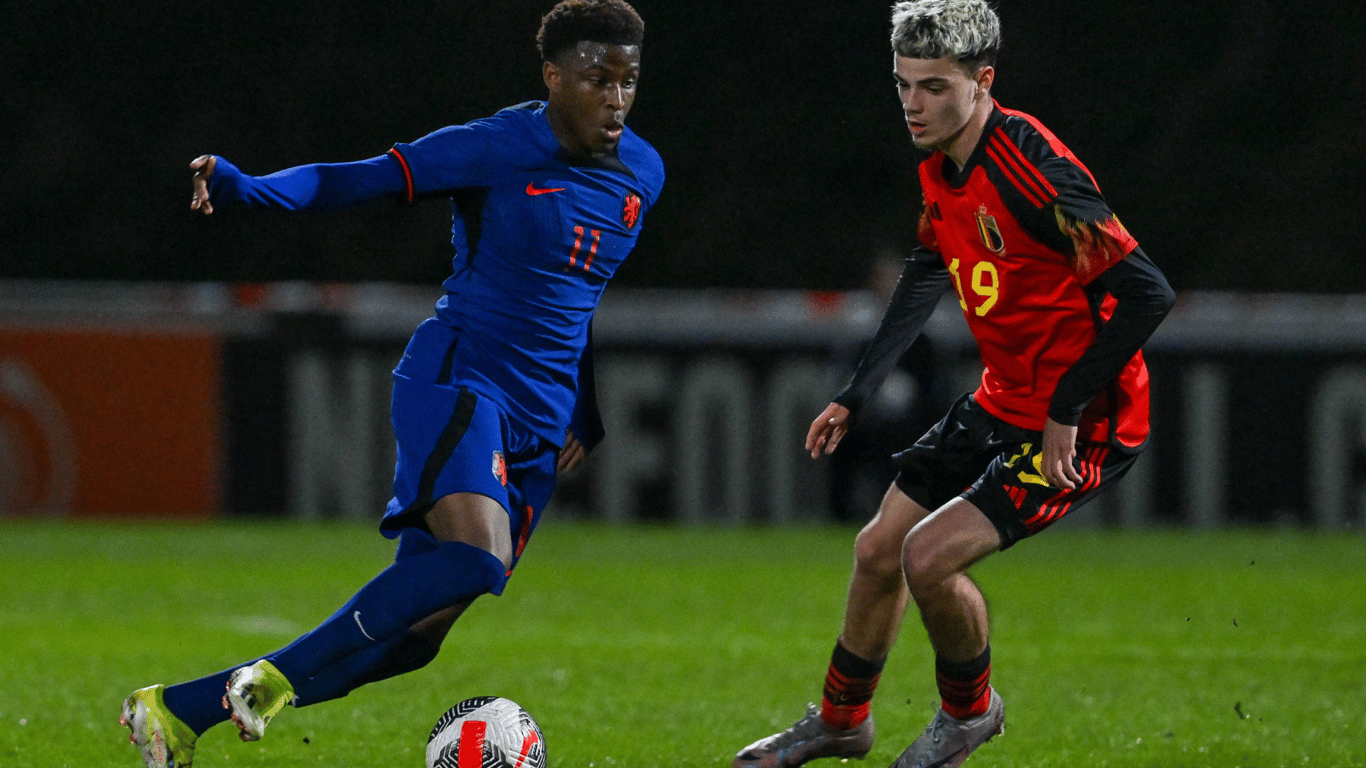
[1,520,1363,767]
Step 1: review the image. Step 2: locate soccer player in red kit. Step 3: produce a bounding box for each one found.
[733,2,1175,767]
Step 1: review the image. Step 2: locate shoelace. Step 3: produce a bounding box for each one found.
[764,705,824,749]
[789,707,823,740]
[926,711,953,745]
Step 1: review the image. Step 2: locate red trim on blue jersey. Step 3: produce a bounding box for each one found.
[514,504,534,560]
[387,148,415,204]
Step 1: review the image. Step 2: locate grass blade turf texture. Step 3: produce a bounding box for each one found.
[1,521,1362,767]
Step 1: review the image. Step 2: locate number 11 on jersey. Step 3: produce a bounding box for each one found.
[567,226,600,272]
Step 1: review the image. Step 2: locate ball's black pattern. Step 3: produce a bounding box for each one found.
[426,697,546,768]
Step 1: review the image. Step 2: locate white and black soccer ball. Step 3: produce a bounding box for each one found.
[426,696,546,768]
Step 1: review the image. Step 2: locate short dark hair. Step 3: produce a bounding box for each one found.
[536,0,645,62]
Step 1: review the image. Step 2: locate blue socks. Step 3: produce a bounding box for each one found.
[162,664,244,736]
[162,538,505,735]
[292,630,441,707]
[266,539,505,683]
[164,632,444,734]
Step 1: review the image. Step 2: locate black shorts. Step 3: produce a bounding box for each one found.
[892,394,1140,549]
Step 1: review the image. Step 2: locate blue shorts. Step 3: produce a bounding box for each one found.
[382,319,558,572]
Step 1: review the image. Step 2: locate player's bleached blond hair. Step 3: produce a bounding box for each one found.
[890,0,1000,73]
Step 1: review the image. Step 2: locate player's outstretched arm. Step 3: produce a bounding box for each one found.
[187,152,408,214]
[190,155,217,215]
[806,402,851,459]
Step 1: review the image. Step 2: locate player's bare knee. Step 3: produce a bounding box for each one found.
[853,522,905,583]
[854,484,925,581]
[426,493,514,569]
[901,537,952,599]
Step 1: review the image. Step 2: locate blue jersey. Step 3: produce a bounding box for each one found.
[390,102,664,442]
[208,101,664,445]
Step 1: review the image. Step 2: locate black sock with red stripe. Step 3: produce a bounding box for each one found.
[936,645,992,720]
[819,640,884,730]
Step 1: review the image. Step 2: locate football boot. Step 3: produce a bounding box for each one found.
[733,703,874,767]
[888,689,1004,768]
[119,685,196,768]
[223,660,295,742]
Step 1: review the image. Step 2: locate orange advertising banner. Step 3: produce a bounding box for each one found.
[0,328,221,518]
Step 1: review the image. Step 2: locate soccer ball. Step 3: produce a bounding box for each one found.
[426,696,546,768]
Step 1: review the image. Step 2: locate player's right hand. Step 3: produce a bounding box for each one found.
[805,402,851,459]
[557,429,588,473]
[190,155,217,214]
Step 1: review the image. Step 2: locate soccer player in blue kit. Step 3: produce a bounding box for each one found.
[119,2,662,766]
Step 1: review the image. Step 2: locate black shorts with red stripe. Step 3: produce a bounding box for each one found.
[892,393,1140,549]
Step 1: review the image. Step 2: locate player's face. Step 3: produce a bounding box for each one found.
[544,41,641,157]
[895,55,994,166]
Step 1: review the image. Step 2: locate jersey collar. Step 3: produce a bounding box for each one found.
[554,147,636,179]
[939,103,1006,189]
[531,101,639,180]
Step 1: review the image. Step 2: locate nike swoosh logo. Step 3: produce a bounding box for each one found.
[353,611,376,641]
[526,182,566,196]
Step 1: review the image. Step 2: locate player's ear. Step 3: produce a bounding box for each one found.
[542,60,560,92]
[975,66,995,97]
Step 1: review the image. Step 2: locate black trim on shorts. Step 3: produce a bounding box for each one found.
[382,386,480,536]
[437,332,461,385]
[416,387,479,511]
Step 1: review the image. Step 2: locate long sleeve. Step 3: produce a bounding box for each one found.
[1047,247,1175,425]
[207,153,408,212]
[833,248,952,416]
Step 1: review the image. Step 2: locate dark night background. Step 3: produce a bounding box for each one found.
[3,0,1363,292]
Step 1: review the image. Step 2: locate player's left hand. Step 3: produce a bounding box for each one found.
[557,429,587,473]
[1040,417,1083,490]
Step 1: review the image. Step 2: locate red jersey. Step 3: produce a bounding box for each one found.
[916,103,1150,447]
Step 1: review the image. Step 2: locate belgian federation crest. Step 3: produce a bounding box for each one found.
[975,205,1006,253]
[492,451,507,487]
[622,193,642,229]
